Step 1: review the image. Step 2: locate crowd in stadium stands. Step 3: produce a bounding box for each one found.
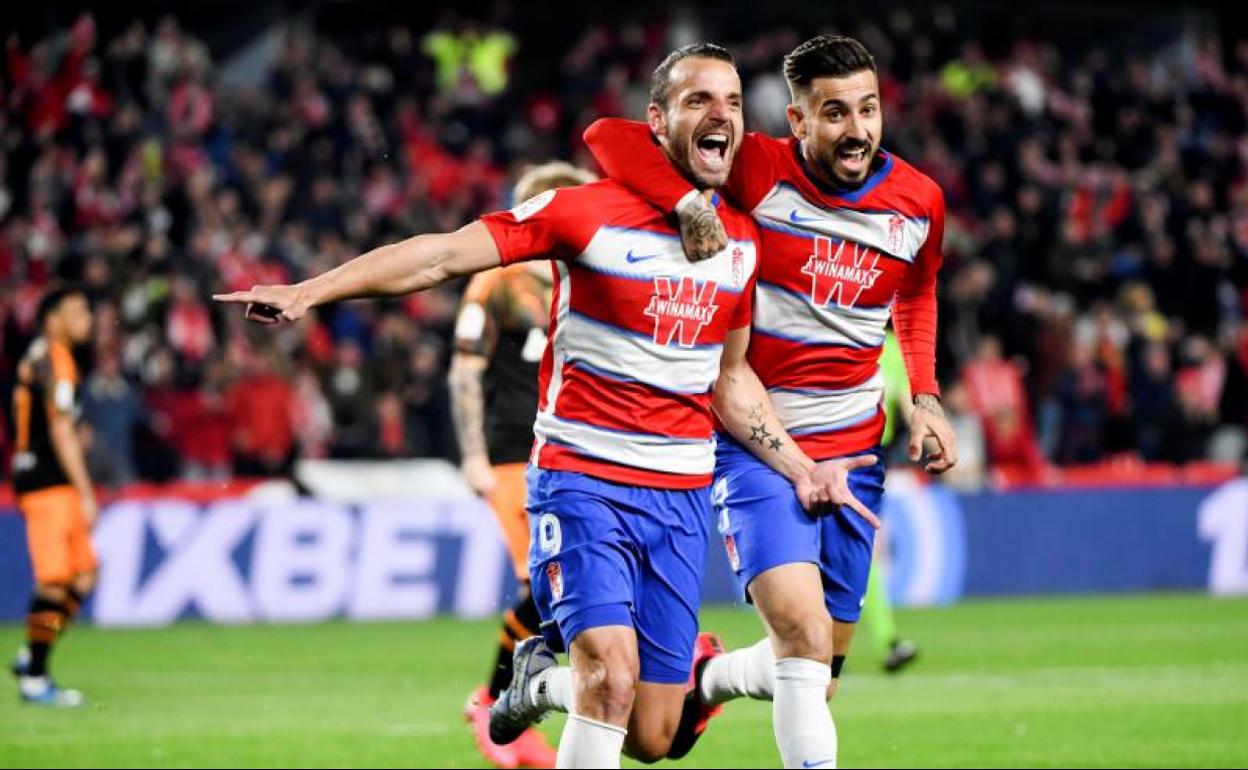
[1,10,1246,488]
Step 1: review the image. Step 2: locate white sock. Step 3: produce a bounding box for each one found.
[529,665,574,713]
[556,713,627,769]
[773,657,838,769]
[699,637,776,705]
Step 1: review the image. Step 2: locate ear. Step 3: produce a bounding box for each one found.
[647,102,667,140]
[786,102,806,141]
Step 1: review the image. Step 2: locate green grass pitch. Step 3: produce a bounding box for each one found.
[1,593,1246,768]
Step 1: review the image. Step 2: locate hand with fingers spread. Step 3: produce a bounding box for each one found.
[213,283,311,325]
[797,454,881,528]
[909,393,958,474]
[675,191,728,261]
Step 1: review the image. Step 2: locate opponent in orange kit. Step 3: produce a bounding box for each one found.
[9,284,97,707]
[451,161,596,769]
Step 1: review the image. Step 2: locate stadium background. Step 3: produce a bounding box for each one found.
[1,1,1247,767]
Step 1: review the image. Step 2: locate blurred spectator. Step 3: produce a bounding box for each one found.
[81,350,141,484]
[0,8,1244,487]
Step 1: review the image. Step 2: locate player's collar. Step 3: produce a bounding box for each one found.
[793,143,895,203]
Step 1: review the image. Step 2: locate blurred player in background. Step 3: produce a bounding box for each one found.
[451,161,597,769]
[9,284,97,707]
[585,34,956,768]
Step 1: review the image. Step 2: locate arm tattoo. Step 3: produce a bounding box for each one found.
[449,357,488,460]
[679,195,727,256]
[914,393,945,419]
[747,402,783,451]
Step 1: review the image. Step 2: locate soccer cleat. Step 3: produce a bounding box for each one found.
[18,677,85,708]
[666,631,726,759]
[464,685,520,769]
[884,638,919,674]
[489,636,557,746]
[509,722,558,768]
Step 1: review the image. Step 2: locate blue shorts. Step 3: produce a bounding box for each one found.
[711,435,885,623]
[526,468,710,684]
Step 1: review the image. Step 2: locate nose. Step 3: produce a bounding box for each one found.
[843,112,868,141]
[705,98,731,123]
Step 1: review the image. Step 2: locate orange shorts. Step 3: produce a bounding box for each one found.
[18,485,97,586]
[488,463,531,581]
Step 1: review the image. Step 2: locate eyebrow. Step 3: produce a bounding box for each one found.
[686,89,743,101]
[819,93,879,109]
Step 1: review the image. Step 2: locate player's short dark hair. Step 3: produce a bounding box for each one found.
[37,282,87,326]
[649,43,735,109]
[783,35,876,97]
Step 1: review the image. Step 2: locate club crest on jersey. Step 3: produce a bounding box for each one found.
[724,534,741,571]
[800,236,883,308]
[731,247,744,287]
[644,276,720,347]
[887,214,906,254]
[546,561,564,601]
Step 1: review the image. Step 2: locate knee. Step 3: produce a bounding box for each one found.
[72,571,97,596]
[35,583,69,603]
[626,733,672,764]
[769,613,835,662]
[625,714,679,764]
[575,653,637,724]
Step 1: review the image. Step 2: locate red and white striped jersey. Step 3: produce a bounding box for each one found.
[585,121,944,461]
[481,180,760,489]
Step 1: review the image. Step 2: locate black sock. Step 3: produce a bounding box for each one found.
[26,596,69,678]
[28,642,51,678]
[487,592,542,699]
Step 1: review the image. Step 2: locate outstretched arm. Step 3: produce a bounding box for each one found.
[214,221,501,323]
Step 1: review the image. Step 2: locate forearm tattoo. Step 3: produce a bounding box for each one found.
[680,196,727,257]
[747,403,783,452]
[449,361,488,460]
[914,393,945,419]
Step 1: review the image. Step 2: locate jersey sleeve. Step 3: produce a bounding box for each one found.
[45,343,79,415]
[892,187,944,398]
[479,188,581,266]
[720,133,782,212]
[583,119,693,212]
[583,119,782,214]
[453,271,501,357]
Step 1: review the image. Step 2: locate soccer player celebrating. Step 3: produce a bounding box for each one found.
[583,35,958,768]
[216,44,870,769]
[452,161,596,769]
[9,284,98,707]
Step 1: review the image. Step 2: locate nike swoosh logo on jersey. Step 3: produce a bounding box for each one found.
[802,760,835,769]
[789,210,824,225]
[625,250,661,263]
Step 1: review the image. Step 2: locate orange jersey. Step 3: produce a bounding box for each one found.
[11,337,80,494]
[454,263,553,465]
